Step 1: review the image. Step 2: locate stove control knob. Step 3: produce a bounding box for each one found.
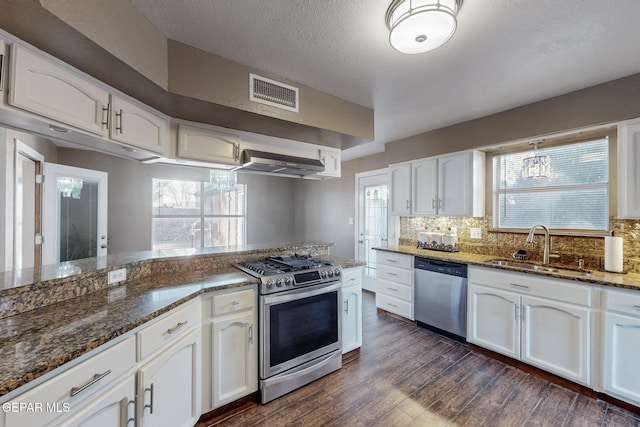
[320,270,328,278]
[327,269,334,277]
[276,278,283,287]
[285,276,293,285]
[266,279,274,289]
[334,269,341,277]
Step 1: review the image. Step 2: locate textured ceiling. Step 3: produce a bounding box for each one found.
[130,0,640,158]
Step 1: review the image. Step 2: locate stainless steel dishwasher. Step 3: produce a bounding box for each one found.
[414,257,467,342]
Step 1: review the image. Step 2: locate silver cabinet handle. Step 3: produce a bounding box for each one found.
[386,272,398,276]
[386,259,397,263]
[344,300,349,314]
[231,301,240,307]
[119,397,136,425]
[166,321,188,335]
[248,324,254,344]
[70,370,111,396]
[633,305,640,310]
[143,383,154,414]
[406,200,411,210]
[438,198,443,210]
[432,198,436,209]
[115,109,123,133]
[510,283,530,290]
[0,53,4,91]
[387,287,398,292]
[387,302,398,308]
[101,104,110,129]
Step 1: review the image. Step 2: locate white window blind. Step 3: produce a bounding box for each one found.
[493,138,608,231]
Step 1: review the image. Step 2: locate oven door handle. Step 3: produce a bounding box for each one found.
[262,281,342,304]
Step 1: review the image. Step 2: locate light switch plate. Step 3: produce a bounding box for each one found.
[108,268,127,285]
[470,228,482,239]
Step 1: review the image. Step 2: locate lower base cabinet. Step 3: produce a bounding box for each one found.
[56,376,135,427]
[341,267,363,354]
[137,329,200,427]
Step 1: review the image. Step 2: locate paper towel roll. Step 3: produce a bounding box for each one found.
[604,236,623,273]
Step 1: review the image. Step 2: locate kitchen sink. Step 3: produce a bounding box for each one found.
[484,259,591,276]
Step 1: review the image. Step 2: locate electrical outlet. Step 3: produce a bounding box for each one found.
[470,228,482,239]
[108,286,127,302]
[108,268,127,285]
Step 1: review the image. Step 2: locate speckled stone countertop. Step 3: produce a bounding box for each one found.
[0,245,366,399]
[376,245,640,291]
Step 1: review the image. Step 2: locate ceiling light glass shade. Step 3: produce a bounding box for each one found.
[386,0,462,54]
[57,177,83,199]
[209,169,237,191]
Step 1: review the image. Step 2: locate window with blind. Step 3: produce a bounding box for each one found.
[152,179,246,250]
[493,138,609,231]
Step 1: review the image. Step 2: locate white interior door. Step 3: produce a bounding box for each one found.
[42,163,108,265]
[356,169,389,292]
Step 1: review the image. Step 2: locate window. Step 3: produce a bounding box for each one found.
[152,179,246,250]
[493,138,608,231]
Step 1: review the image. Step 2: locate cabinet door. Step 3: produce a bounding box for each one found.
[467,284,520,359]
[110,95,169,156]
[521,296,590,385]
[342,286,362,353]
[617,121,640,218]
[604,312,640,405]
[438,153,471,216]
[389,163,411,215]
[137,330,200,427]
[412,158,438,215]
[177,124,240,165]
[56,376,135,427]
[211,311,257,408]
[9,45,109,136]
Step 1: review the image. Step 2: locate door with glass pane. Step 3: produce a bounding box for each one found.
[356,170,389,292]
[42,163,108,265]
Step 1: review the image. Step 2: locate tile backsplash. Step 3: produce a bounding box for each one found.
[399,216,640,274]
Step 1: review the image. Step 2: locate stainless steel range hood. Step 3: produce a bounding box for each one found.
[237,149,325,176]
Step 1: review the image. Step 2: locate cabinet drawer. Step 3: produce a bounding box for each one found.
[605,288,640,317]
[137,300,201,360]
[469,266,592,307]
[377,278,412,302]
[341,267,362,288]
[377,264,413,286]
[3,336,135,427]
[377,251,413,269]
[376,293,413,320]
[212,288,255,316]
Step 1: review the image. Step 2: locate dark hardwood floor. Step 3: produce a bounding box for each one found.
[204,291,640,426]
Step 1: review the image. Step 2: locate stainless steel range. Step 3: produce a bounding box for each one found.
[236,255,342,403]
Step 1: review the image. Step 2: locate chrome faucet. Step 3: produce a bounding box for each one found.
[526,224,550,265]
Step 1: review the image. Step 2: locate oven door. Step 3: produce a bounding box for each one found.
[261,281,341,379]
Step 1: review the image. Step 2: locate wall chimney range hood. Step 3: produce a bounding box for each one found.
[237,149,325,176]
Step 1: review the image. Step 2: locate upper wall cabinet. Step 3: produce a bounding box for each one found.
[618,119,640,218]
[390,151,485,217]
[109,95,169,156]
[177,123,241,165]
[9,44,109,136]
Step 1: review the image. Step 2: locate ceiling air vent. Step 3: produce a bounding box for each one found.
[249,73,299,113]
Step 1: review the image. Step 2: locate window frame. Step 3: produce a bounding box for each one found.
[491,136,610,234]
[151,178,247,250]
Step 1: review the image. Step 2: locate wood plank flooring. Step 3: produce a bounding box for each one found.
[203,291,640,426]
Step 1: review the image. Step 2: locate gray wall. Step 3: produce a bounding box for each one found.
[58,149,296,254]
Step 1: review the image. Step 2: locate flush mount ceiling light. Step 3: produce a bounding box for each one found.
[386,0,462,54]
[522,139,551,179]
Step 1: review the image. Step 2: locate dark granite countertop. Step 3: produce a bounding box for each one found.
[0,268,258,399]
[375,245,640,291]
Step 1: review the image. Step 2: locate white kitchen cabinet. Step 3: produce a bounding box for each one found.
[137,329,200,427]
[55,376,135,427]
[375,251,414,320]
[341,267,363,354]
[468,284,520,359]
[9,44,109,136]
[389,162,412,215]
[202,287,257,411]
[603,288,640,406]
[1,335,136,427]
[109,95,169,156]
[177,123,241,165]
[317,148,341,178]
[467,266,592,386]
[389,151,484,217]
[617,119,640,218]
